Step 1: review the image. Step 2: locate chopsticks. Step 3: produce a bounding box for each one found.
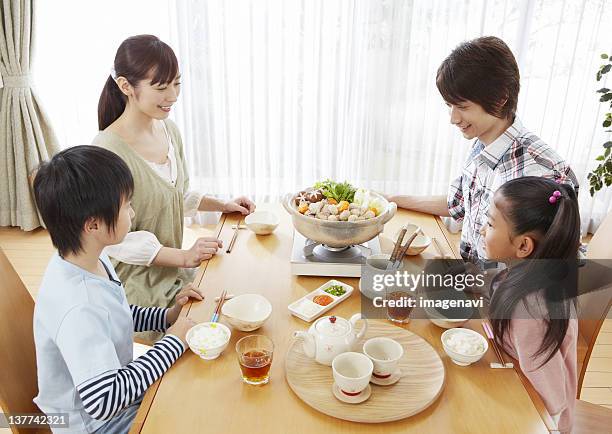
[432,237,452,260]
[387,226,421,270]
[481,321,514,369]
[388,227,407,270]
[226,219,242,253]
[211,290,228,323]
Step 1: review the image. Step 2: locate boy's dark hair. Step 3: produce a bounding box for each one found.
[436,36,520,119]
[33,146,134,257]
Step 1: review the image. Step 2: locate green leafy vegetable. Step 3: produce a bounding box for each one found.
[324,285,347,296]
[313,179,357,203]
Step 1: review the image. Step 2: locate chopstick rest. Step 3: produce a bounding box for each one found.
[214,293,235,302]
[490,362,514,369]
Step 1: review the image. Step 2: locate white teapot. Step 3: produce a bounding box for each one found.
[292,314,368,366]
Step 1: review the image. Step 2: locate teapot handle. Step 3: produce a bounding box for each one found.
[350,313,368,340]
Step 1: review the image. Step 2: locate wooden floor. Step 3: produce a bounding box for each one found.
[0,225,611,433]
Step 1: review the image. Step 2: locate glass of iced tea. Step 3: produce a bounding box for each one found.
[386,290,414,324]
[236,335,274,385]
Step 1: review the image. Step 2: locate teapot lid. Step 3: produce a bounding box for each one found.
[315,316,349,337]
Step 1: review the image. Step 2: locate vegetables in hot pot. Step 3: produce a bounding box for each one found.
[294,180,383,221]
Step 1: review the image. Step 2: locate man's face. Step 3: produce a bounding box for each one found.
[445,100,504,144]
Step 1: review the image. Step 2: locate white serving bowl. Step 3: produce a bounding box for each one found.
[395,224,431,255]
[441,328,488,366]
[424,305,469,329]
[221,294,272,331]
[186,322,231,360]
[245,211,279,235]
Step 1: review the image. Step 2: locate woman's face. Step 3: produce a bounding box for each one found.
[127,73,182,120]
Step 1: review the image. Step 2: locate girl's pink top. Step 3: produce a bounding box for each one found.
[503,310,577,432]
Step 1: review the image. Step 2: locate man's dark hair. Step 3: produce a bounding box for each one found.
[33,145,134,257]
[436,36,520,119]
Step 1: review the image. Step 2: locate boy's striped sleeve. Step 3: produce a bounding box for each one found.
[130,305,168,332]
[76,334,184,421]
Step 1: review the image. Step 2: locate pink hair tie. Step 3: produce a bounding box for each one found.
[549,190,562,204]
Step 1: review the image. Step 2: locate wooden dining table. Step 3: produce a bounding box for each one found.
[130,204,552,434]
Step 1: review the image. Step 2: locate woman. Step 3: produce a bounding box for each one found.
[93,34,255,311]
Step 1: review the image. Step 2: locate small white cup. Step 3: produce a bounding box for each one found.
[332,352,373,396]
[363,337,404,379]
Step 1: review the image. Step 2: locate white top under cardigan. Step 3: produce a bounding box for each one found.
[103,123,202,266]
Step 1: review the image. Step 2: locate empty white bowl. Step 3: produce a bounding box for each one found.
[403,224,432,255]
[424,305,469,329]
[221,294,272,331]
[186,322,231,360]
[245,211,279,235]
[441,328,488,366]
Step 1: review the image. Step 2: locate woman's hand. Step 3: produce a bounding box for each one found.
[182,237,223,267]
[166,282,204,326]
[222,196,256,215]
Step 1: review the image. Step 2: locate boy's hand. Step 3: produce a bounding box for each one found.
[166,283,204,325]
[167,316,198,347]
[183,237,222,267]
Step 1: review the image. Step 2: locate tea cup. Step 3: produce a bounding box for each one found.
[332,352,373,396]
[363,337,403,380]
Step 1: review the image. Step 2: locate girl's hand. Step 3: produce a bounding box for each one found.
[167,283,204,326]
[183,237,222,267]
[223,196,256,215]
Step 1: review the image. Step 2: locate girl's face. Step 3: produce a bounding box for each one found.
[121,73,182,120]
[446,100,505,144]
[480,195,536,261]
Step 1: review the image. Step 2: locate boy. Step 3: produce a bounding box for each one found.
[32,146,200,433]
[387,36,578,267]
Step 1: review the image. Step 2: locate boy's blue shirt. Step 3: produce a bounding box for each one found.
[33,252,133,433]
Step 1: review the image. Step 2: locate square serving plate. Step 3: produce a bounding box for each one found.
[288,279,354,322]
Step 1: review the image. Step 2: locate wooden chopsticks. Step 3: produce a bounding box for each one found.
[211,290,227,323]
[387,226,421,270]
[388,227,407,269]
[481,321,514,369]
[432,237,451,259]
[226,219,242,253]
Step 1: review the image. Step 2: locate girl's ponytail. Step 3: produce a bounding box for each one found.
[97,75,126,131]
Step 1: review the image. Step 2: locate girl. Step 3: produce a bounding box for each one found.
[93,35,255,312]
[481,176,580,433]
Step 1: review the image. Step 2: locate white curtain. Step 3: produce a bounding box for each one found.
[33,0,612,231]
[169,0,612,231]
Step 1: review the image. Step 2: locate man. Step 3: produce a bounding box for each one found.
[387,36,578,267]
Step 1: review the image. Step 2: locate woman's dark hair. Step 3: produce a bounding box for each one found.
[33,146,134,257]
[489,176,581,367]
[98,34,179,130]
[436,36,520,119]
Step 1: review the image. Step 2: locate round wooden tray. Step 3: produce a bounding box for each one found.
[285,319,445,423]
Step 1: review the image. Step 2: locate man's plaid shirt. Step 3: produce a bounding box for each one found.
[447,117,579,267]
